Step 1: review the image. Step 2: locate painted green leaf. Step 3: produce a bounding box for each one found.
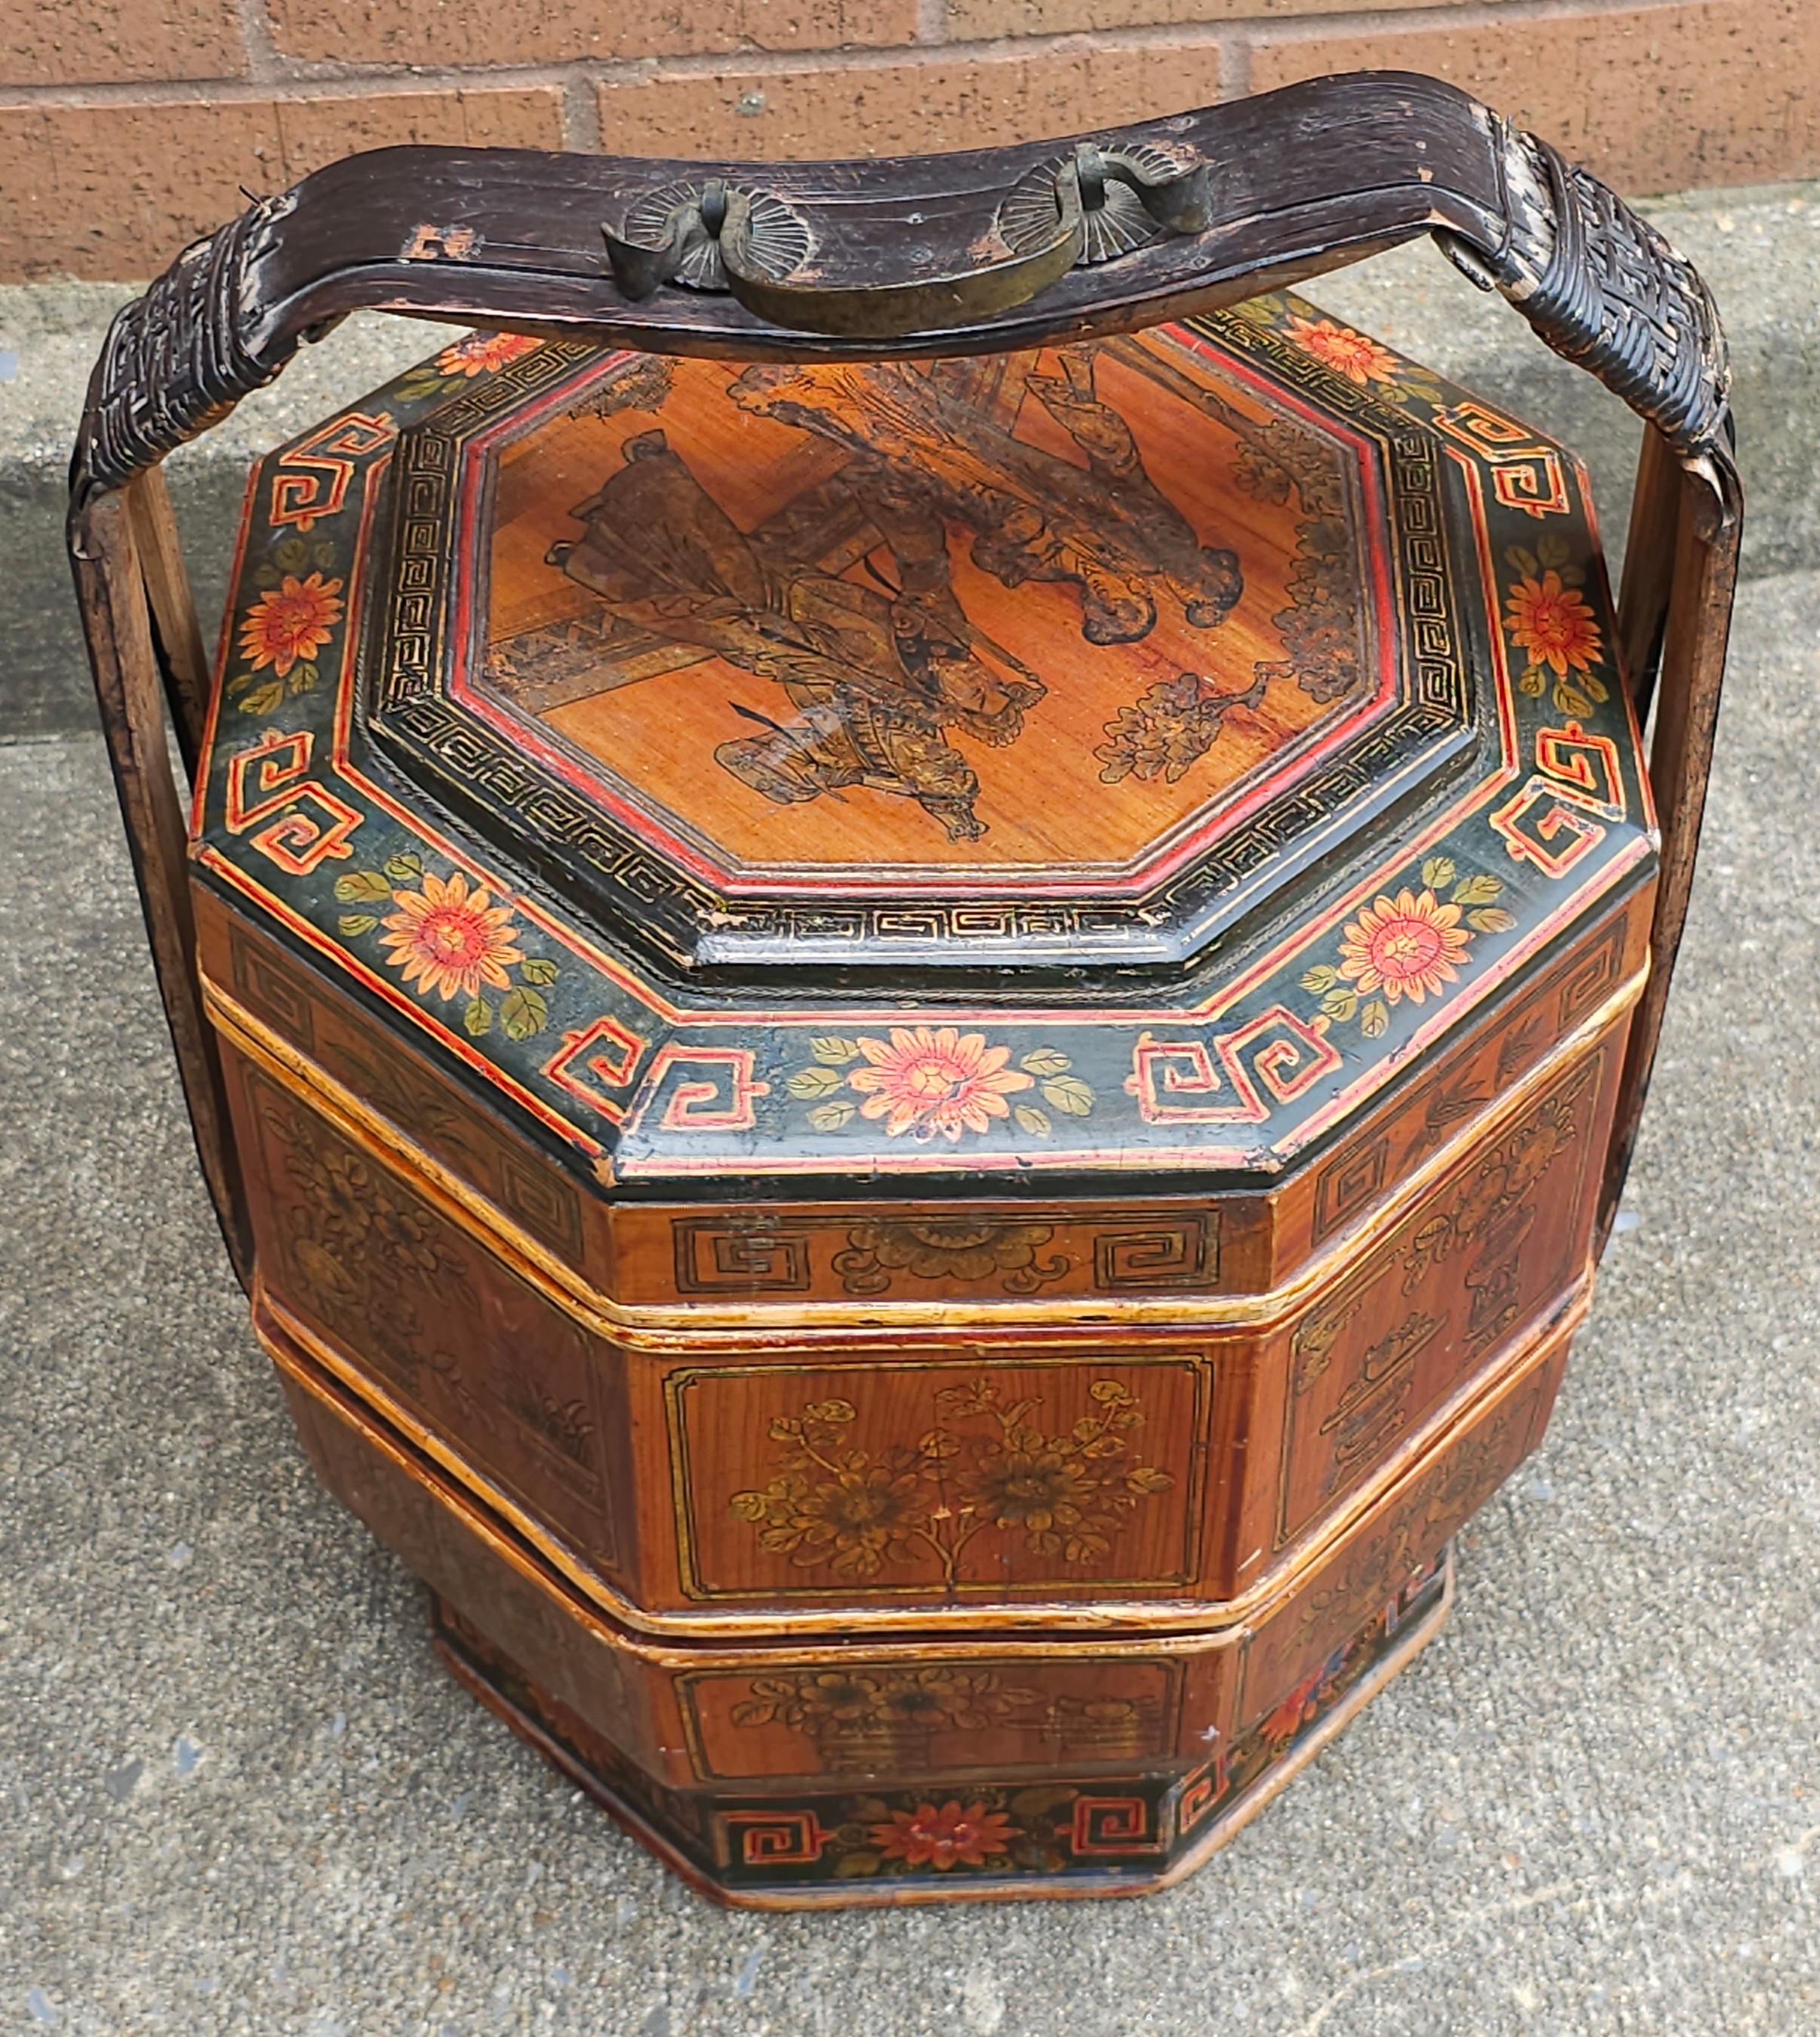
[1009,1784,1078,1819]
[786,1065,842,1100]
[285,662,319,697]
[1554,680,1594,718]
[1506,545,1541,578]
[1300,964,1339,995]
[1451,873,1503,906]
[237,681,284,716]
[1536,532,1570,569]
[519,955,560,986]
[809,1036,860,1065]
[1421,855,1457,893]
[383,852,424,885]
[336,912,378,937]
[833,1850,882,1879]
[1518,667,1547,697]
[1015,1104,1053,1138]
[1020,1046,1072,1078]
[1580,671,1609,704]
[272,536,311,574]
[334,870,393,903]
[463,997,492,1037]
[226,670,254,697]
[1321,987,1359,1023]
[1360,997,1391,1040]
[499,985,549,1040]
[1468,907,1518,934]
[1041,1074,1094,1117]
[807,1100,856,1132]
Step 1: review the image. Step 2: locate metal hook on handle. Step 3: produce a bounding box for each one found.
[1078,141,1215,238]
[600,136,1212,336]
[998,139,1213,273]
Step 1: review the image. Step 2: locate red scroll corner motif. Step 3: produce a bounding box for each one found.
[1169,1755,1229,1840]
[1068,1794,1157,1857]
[268,411,396,533]
[718,1808,834,1868]
[542,1015,648,1125]
[1490,716,1630,877]
[629,1045,772,1134]
[1127,1006,1342,1126]
[1535,720,1627,821]
[1433,399,1570,520]
[223,728,363,876]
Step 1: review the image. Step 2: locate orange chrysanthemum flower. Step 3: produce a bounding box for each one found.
[870,1800,1015,1871]
[238,572,344,677]
[1259,1665,1329,1747]
[1503,570,1603,677]
[435,331,541,378]
[1285,314,1400,388]
[1336,887,1472,1006]
[846,1027,1033,1141]
[379,870,524,1003]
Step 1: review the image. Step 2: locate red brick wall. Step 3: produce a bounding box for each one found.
[4,0,1815,280]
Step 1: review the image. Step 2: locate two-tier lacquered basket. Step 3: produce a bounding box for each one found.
[70,72,1739,1905]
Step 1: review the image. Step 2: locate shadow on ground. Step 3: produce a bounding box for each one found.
[2,566,1817,2031]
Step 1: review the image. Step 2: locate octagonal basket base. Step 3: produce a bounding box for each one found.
[431,1553,1454,1909]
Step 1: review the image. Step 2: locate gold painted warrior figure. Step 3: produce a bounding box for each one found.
[543,347,1246,836]
[730,349,1243,645]
[549,429,1045,839]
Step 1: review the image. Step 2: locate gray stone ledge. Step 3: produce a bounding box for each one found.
[4,181,1814,736]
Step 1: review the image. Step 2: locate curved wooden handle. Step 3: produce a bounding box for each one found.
[66,69,1741,1273]
[71,75,1733,499]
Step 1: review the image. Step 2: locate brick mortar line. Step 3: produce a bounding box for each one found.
[235,0,286,86]
[1221,36,1253,96]
[0,0,1737,108]
[561,73,602,150]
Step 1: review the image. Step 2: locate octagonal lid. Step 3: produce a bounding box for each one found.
[195,302,1655,1194]
[364,320,1479,979]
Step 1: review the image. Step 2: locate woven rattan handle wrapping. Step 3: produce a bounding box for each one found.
[67,71,1742,1280]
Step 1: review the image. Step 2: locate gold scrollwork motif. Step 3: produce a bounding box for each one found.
[724,1665,1161,1773]
[257,1084,475,1408]
[832,1219,1069,1297]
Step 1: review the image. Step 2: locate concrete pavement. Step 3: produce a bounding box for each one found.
[3,187,1819,2036]
[2,571,1817,2037]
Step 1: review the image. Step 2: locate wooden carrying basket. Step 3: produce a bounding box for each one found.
[68,73,1740,1906]
[68,71,1740,1291]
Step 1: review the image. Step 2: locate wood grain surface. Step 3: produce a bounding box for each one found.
[480,332,1373,876]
